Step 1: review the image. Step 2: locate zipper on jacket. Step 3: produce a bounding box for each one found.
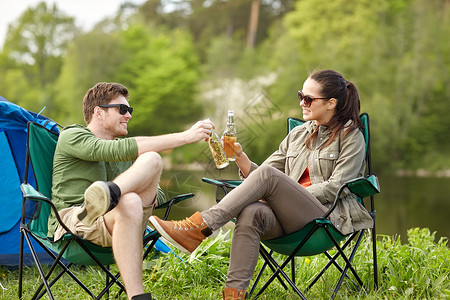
[311,125,323,184]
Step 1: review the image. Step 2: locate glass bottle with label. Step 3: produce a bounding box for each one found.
[209,128,229,169]
[222,110,237,161]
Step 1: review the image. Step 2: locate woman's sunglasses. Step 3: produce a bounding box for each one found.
[298,91,329,107]
[98,104,133,115]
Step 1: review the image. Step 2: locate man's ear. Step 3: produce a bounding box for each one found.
[93,106,103,120]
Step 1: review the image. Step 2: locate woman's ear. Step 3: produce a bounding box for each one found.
[327,98,337,110]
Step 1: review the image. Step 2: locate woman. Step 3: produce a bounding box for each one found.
[150,70,374,299]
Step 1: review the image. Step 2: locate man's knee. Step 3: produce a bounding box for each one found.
[138,151,162,172]
[116,193,143,220]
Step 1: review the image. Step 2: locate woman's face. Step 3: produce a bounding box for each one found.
[300,78,336,126]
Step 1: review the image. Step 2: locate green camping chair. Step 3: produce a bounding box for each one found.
[18,121,194,299]
[202,113,380,299]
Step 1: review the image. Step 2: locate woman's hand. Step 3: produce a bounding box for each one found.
[233,142,244,157]
[232,142,251,177]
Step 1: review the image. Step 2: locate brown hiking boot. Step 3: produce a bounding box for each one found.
[149,211,212,255]
[223,287,246,300]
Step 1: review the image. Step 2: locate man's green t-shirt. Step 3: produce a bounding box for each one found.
[48,124,165,237]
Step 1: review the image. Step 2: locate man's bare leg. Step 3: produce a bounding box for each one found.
[104,152,162,299]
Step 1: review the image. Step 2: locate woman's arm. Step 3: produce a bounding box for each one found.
[233,143,252,177]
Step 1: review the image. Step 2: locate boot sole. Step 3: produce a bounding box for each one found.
[78,181,111,227]
[149,216,192,255]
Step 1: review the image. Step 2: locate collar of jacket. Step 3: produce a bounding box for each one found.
[304,120,354,135]
[304,121,328,135]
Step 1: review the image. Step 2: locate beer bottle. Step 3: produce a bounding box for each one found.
[209,128,229,169]
[222,110,237,161]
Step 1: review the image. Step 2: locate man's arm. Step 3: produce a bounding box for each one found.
[134,119,214,155]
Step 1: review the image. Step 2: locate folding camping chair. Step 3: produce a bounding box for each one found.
[202,113,380,299]
[18,121,194,299]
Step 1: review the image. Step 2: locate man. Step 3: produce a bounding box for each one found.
[48,82,213,300]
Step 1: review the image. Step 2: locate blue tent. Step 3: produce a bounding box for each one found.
[0,96,59,267]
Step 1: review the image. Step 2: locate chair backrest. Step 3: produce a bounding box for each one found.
[23,122,118,265]
[25,122,59,236]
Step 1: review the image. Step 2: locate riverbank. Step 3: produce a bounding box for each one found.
[396,169,450,177]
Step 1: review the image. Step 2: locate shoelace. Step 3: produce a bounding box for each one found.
[173,217,199,230]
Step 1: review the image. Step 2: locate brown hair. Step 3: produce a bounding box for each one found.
[83,82,129,124]
[305,69,362,149]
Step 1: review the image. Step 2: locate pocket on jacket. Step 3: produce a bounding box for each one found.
[318,150,338,179]
[286,150,300,171]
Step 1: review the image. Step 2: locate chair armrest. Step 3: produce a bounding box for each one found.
[156,193,195,209]
[156,193,195,220]
[323,174,380,219]
[20,183,73,234]
[21,183,51,202]
[202,177,242,189]
[346,174,380,198]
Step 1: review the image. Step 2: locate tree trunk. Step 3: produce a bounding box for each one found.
[246,0,260,49]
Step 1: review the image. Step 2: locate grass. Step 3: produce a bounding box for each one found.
[1,228,449,299]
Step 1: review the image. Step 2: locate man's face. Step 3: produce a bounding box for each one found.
[101,95,132,138]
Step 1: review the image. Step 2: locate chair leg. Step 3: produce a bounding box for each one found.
[19,229,25,300]
[248,259,268,299]
[106,265,110,300]
[253,247,307,300]
[30,235,96,299]
[291,258,295,285]
[23,233,55,300]
[306,233,359,292]
[372,225,378,289]
[260,249,290,291]
[326,229,365,299]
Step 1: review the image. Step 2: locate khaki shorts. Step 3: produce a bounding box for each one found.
[53,204,155,248]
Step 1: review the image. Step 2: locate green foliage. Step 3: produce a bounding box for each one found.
[0,0,449,171]
[53,30,127,124]
[118,24,203,136]
[2,228,448,299]
[268,0,450,172]
[0,1,77,116]
[377,228,450,299]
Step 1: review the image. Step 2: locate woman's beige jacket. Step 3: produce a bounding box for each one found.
[245,120,374,235]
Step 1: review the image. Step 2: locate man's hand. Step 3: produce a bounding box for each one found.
[184,119,215,144]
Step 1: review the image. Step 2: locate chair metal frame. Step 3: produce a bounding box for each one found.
[18,121,194,299]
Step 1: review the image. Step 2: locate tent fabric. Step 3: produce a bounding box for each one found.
[0,96,59,267]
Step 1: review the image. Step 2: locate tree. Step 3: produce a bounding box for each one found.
[1,1,77,116]
[3,2,77,89]
[247,0,260,49]
[267,0,450,171]
[139,0,296,60]
[116,23,203,136]
[54,31,126,124]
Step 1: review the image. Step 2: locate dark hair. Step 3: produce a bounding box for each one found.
[83,82,129,124]
[305,69,362,149]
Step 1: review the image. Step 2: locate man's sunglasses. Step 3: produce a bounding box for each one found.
[298,91,329,107]
[98,104,133,115]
